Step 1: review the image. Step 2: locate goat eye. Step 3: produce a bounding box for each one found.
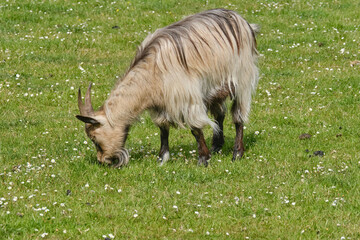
[92,140,103,153]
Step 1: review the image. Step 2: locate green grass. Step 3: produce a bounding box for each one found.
[1,0,360,239]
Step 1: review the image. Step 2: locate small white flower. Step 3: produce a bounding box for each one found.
[40,232,48,238]
[117,189,122,193]
[78,63,86,73]
[133,213,138,218]
[173,205,178,209]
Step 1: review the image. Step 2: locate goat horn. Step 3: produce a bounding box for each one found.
[85,82,94,114]
[78,87,85,115]
[77,83,94,115]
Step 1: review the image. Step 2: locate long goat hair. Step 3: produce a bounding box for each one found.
[76,9,259,167]
[105,8,258,129]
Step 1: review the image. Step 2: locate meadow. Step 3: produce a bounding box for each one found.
[1,0,359,239]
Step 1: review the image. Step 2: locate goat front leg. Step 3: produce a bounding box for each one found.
[191,128,211,167]
[232,122,245,161]
[158,125,170,165]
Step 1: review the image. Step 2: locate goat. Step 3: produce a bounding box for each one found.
[76,9,259,167]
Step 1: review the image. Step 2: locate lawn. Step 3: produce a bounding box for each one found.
[1,0,359,239]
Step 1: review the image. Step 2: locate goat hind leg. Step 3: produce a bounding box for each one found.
[191,128,211,167]
[232,122,245,161]
[231,101,245,161]
[210,102,226,153]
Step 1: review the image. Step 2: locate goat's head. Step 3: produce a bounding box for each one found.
[76,83,129,167]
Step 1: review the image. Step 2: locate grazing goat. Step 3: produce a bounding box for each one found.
[76,9,259,167]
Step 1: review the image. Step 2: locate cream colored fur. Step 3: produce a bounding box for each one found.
[105,9,259,130]
[81,9,259,167]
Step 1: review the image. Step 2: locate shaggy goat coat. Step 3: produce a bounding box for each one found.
[104,9,259,131]
[77,9,259,167]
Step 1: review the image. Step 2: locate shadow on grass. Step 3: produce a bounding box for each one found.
[81,132,259,167]
[127,132,259,165]
[210,133,258,157]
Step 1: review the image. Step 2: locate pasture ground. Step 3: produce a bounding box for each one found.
[1,0,359,239]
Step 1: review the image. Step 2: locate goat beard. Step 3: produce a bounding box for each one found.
[106,149,129,168]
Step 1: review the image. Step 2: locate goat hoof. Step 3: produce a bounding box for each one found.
[158,151,170,166]
[232,150,244,161]
[198,155,210,167]
[211,145,223,153]
[211,138,224,153]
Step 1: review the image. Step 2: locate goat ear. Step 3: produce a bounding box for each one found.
[76,115,100,125]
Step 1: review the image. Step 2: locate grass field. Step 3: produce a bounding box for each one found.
[1,0,360,239]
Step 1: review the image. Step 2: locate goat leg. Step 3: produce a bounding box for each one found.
[211,114,225,153]
[191,128,211,167]
[158,126,170,165]
[210,102,226,153]
[232,122,245,161]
